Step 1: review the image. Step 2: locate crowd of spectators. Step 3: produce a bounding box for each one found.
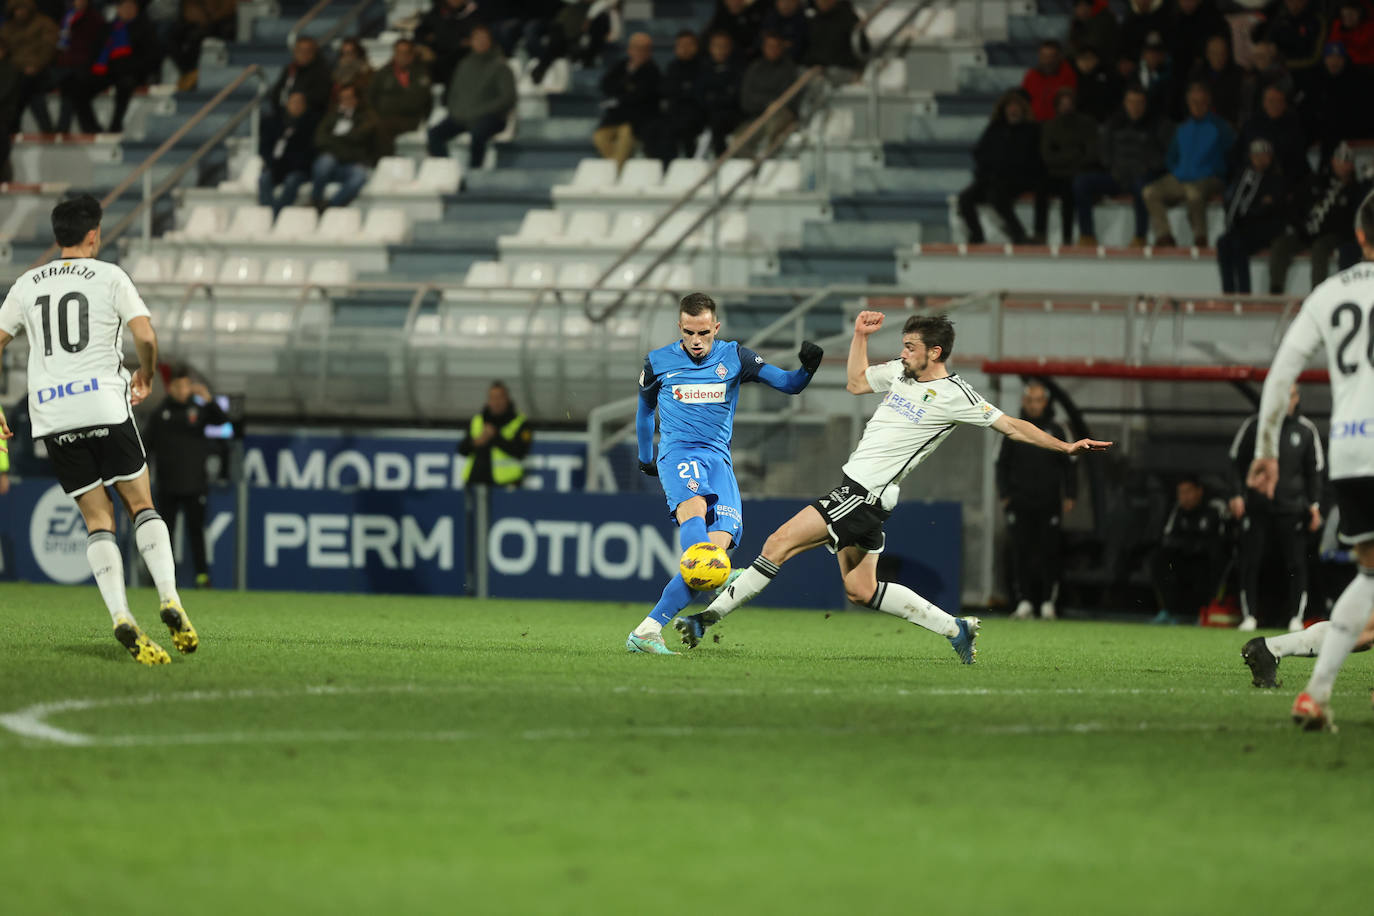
[958,0,1374,293]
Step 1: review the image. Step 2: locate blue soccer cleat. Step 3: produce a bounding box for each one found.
[948,616,980,664]
[626,631,678,655]
[674,613,708,649]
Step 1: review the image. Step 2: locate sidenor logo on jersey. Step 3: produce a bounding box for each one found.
[672,384,726,403]
[36,378,99,404]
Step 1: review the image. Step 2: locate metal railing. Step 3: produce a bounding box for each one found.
[286,0,337,48]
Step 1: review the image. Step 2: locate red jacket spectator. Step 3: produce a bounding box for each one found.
[1023,44,1078,122]
[1330,1,1374,67]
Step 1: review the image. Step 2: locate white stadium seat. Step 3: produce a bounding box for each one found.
[270,206,318,241]
[308,259,355,286]
[652,210,702,247]
[566,158,618,192]
[610,210,655,242]
[758,160,802,194]
[464,261,510,287]
[223,205,273,241]
[659,263,694,289]
[561,210,609,245]
[360,208,409,243]
[217,256,263,284]
[264,257,308,284]
[617,159,663,193]
[663,159,709,193]
[406,157,462,193]
[513,209,564,243]
[556,262,599,287]
[316,207,363,241]
[178,204,226,241]
[128,254,169,283]
[175,254,220,284]
[367,156,416,192]
[218,155,263,192]
[717,159,755,193]
[719,212,748,245]
[509,262,556,289]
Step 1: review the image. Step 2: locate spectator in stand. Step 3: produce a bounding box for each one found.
[1188,33,1244,127]
[416,0,487,89]
[1152,475,1228,625]
[806,0,864,83]
[332,37,373,96]
[1118,0,1167,79]
[1166,0,1226,86]
[1267,142,1368,292]
[1,0,58,136]
[704,0,762,62]
[647,30,704,167]
[526,0,615,87]
[369,38,432,158]
[1236,83,1307,182]
[957,90,1041,245]
[1240,37,1294,126]
[491,0,561,58]
[37,0,104,134]
[1023,39,1077,122]
[1329,0,1374,69]
[740,30,799,151]
[699,29,743,156]
[1216,138,1287,294]
[270,37,332,115]
[761,0,807,63]
[258,90,317,215]
[1073,45,1121,122]
[310,83,378,211]
[0,39,16,180]
[1036,87,1098,245]
[1067,0,1118,66]
[166,0,237,93]
[1142,82,1232,246]
[1258,0,1326,92]
[1302,42,1373,163]
[1137,31,1176,121]
[1074,85,1170,247]
[428,24,513,169]
[592,31,659,169]
[69,0,158,134]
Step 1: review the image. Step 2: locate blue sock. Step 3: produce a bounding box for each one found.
[679,517,708,552]
[649,575,695,626]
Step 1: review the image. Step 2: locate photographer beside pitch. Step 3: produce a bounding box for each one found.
[0,195,198,666]
[676,311,1113,659]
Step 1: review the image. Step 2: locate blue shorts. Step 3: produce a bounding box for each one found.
[657,450,743,546]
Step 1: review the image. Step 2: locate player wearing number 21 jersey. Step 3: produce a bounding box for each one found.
[0,194,198,667]
[625,292,824,654]
[674,311,1114,660]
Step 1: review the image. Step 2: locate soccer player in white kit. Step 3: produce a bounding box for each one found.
[674,311,1113,659]
[0,195,198,665]
[1248,191,1374,731]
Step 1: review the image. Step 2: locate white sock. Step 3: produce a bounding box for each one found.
[134,509,181,606]
[868,581,959,637]
[1304,570,1374,704]
[1265,622,1328,659]
[704,556,781,619]
[633,617,663,638]
[86,530,132,626]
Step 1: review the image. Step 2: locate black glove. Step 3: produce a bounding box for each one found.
[639,461,658,477]
[798,340,824,374]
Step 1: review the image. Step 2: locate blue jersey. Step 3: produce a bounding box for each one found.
[639,339,765,459]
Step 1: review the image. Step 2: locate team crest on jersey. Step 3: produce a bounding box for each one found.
[1290,430,1301,448]
[921,389,937,402]
[716,363,728,379]
[686,478,699,492]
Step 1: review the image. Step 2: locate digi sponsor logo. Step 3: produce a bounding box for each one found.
[672,384,726,403]
[29,484,92,583]
[37,378,98,405]
[1332,419,1374,439]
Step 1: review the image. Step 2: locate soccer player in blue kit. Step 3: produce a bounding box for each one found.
[626,293,824,654]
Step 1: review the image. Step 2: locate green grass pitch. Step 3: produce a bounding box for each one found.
[0,583,1369,914]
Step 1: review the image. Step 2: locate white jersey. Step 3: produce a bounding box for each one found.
[1257,262,1374,480]
[0,258,150,438]
[843,362,1005,509]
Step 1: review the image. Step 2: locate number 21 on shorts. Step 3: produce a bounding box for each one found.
[677,460,702,480]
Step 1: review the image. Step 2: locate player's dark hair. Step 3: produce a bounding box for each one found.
[680,293,718,318]
[903,314,955,362]
[1357,187,1374,242]
[51,194,102,247]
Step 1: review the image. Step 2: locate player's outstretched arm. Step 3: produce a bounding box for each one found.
[992,414,1112,455]
[127,317,158,406]
[846,310,884,394]
[636,362,659,476]
[753,341,824,394]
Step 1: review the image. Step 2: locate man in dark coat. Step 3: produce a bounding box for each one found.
[310,83,378,210]
[703,0,761,62]
[1301,42,1374,164]
[1073,85,1171,245]
[698,29,743,156]
[270,36,332,115]
[957,91,1041,244]
[1235,83,1308,183]
[1071,45,1122,123]
[1215,138,1287,294]
[1268,143,1370,293]
[646,30,704,166]
[367,38,432,158]
[258,90,317,214]
[1036,87,1099,244]
[68,0,157,134]
[415,0,487,89]
[591,31,659,169]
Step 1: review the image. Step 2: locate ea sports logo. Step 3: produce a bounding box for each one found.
[29,484,92,584]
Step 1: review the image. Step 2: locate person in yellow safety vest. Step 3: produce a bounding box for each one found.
[0,402,10,495]
[457,380,532,488]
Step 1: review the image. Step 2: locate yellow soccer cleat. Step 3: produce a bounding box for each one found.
[159,600,199,654]
[113,618,171,666]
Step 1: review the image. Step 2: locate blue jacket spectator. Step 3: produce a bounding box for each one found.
[1166,107,1232,182]
[1143,82,1232,246]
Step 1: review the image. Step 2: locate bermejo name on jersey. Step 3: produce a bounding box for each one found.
[1257,262,1374,479]
[843,360,1005,509]
[0,258,150,438]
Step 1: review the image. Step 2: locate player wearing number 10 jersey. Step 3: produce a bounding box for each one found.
[0,195,198,666]
[625,292,823,654]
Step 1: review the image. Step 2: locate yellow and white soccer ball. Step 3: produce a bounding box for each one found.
[679,542,731,591]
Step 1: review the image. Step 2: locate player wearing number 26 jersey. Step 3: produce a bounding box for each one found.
[0,195,197,667]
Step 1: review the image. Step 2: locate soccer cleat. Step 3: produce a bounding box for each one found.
[1238,615,1258,632]
[1286,615,1304,633]
[1291,692,1335,732]
[1039,600,1057,621]
[1241,637,1280,688]
[626,631,678,655]
[948,616,980,664]
[1011,600,1033,620]
[713,567,744,598]
[113,618,171,666]
[159,600,199,654]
